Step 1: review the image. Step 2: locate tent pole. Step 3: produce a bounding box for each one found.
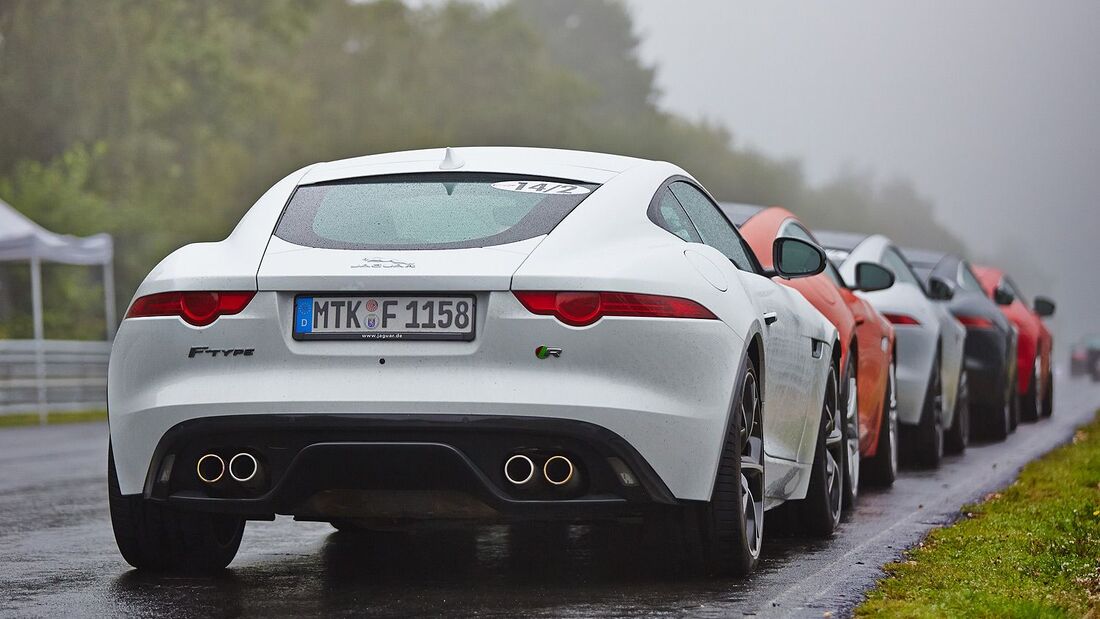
[103,260,116,340]
[30,256,46,425]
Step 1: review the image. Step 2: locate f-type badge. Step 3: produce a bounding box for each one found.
[535,346,562,359]
[188,346,255,358]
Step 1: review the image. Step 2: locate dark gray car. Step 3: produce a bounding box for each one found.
[901,248,1018,440]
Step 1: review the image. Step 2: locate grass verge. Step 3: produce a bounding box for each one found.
[0,409,107,428]
[857,410,1100,617]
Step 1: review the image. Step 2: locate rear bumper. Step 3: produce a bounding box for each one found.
[893,326,937,426]
[109,292,746,502]
[963,328,1010,406]
[138,414,676,522]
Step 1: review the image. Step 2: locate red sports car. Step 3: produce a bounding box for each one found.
[971,266,1055,421]
[722,204,899,500]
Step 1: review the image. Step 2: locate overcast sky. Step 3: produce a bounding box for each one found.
[624,0,1100,344]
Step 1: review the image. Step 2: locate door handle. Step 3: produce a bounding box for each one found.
[763,312,778,326]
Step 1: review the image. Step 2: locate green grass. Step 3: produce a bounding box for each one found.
[0,409,107,428]
[857,412,1100,618]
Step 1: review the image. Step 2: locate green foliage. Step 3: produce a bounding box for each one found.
[0,145,111,339]
[857,413,1100,617]
[0,410,107,428]
[0,0,964,339]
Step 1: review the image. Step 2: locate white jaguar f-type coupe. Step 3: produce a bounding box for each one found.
[108,147,841,575]
[816,232,967,468]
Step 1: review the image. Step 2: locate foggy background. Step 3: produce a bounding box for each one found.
[627,0,1100,343]
[0,0,1095,346]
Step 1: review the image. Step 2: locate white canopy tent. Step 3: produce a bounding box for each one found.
[0,197,114,420]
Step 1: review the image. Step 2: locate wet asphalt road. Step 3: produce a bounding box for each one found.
[2,377,1098,618]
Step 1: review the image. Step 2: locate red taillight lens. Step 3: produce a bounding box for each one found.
[513,291,716,327]
[126,291,255,326]
[955,314,994,329]
[882,313,921,326]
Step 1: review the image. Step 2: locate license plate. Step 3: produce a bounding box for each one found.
[293,295,475,341]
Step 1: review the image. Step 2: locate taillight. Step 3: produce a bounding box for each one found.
[513,291,716,327]
[126,291,255,326]
[882,313,921,326]
[955,315,994,329]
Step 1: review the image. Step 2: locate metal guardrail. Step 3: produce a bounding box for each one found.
[0,339,110,418]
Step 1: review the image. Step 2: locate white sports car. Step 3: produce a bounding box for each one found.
[108,147,841,574]
[816,232,967,467]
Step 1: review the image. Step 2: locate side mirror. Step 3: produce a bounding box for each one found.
[1034,296,1056,317]
[772,237,826,279]
[853,262,895,292]
[993,284,1015,306]
[928,275,956,301]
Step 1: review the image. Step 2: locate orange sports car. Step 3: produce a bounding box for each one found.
[721,204,898,501]
[971,265,1055,421]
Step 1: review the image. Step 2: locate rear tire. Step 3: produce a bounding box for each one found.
[1009,370,1021,431]
[907,355,944,468]
[795,364,843,537]
[1040,369,1054,418]
[109,446,244,572]
[863,359,898,487]
[672,357,764,576]
[840,354,860,509]
[983,364,1013,441]
[944,371,969,454]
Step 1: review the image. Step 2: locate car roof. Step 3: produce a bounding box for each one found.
[900,247,950,269]
[297,147,654,185]
[814,230,871,252]
[717,203,766,227]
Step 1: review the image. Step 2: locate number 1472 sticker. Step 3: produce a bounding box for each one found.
[490,180,590,195]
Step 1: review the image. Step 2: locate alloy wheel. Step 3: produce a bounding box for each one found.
[845,372,860,501]
[887,361,899,476]
[1034,362,1044,417]
[823,370,844,525]
[739,370,765,559]
[931,361,945,458]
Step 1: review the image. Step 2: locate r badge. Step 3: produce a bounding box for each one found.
[535,346,562,359]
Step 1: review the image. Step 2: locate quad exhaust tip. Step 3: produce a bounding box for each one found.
[196,454,225,484]
[229,452,259,483]
[543,455,575,486]
[504,454,535,486]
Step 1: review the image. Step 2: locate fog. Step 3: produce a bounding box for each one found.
[626,0,1100,345]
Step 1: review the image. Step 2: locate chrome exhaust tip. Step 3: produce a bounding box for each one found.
[543,455,575,486]
[196,454,225,484]
[229,452,259,483]
[504,454,536,486]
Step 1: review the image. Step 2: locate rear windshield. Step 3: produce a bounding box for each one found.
[274,173,599,250]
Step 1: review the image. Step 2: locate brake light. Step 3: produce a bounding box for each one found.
[126,291,255,326]
[513,291,716,327]
[882,313,921,326]
[955,315,994,329]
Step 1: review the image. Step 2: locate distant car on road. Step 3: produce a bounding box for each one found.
[971,266,1055,421]
[901,248,1018,440]
[1069,335,1100,381]
[108,147,843,575]
[816,232,968,468]
[723,204,900,500]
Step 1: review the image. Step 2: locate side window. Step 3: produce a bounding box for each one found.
[823,261,847,288]
[881,248,920,287]
[958,263,984,293]
[669,181,755,271]
[649,188,702,243]
[778,220,816,244]
[1003,277,1030,307]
